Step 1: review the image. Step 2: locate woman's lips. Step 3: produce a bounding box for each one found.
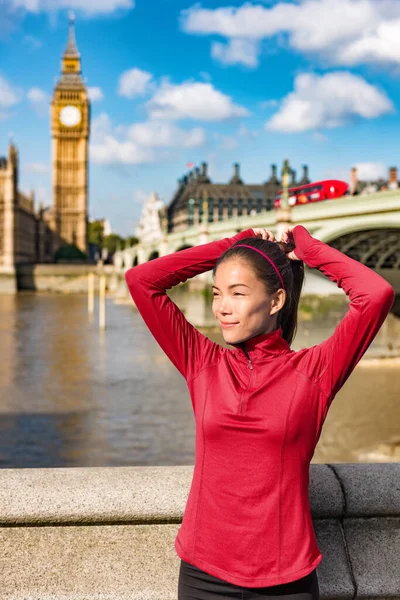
[220,322,239,329]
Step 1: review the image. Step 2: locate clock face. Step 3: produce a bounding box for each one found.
[59,105,81,127]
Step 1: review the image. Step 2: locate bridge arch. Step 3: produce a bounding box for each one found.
[316,224,400,313]
[316,219,400,246]
[321,227,400,270]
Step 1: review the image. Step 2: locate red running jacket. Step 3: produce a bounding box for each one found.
[124,225,395,588]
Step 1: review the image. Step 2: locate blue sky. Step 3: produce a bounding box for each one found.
[1,0,400,236]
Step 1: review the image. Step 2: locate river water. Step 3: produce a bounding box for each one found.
[0,291,399,468]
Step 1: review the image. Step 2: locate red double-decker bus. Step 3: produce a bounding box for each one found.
[274,179,349,209]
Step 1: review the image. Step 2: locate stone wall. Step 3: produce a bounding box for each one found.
[0,463,398,599]
[14,263,117,293]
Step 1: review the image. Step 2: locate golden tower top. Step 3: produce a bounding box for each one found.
[64,12,80,59]
[60,12,82,80]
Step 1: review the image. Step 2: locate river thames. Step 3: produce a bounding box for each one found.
[0,291,399,468]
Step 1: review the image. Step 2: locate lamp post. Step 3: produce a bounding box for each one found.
[276,158,293,240]
[280,159,290,210]
[198,190,209,281]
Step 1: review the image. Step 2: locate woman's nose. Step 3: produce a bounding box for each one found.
[219,299,232,314]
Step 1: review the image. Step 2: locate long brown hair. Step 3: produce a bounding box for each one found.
[212,237,305,346]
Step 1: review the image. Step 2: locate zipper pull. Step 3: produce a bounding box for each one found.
[242,342,253,369]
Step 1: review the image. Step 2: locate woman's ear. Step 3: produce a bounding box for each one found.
[269,289,286,315]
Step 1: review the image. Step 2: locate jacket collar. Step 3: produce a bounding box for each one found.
[231,326,290,361]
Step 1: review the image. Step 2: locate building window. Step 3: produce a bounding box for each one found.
[199,198,204,222]
[228,198,233,218]
[257,197,262,213]
[238,198,243,216]
[208,197,214,223]
[266,198,273,212]
[218,198,224,221]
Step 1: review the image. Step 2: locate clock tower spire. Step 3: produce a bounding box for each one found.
[50,13,90,255]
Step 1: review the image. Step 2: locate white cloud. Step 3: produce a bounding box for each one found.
[118,68,153,99]
[90,134,154,166]
[338,19,400,65]
[147,80,249,121]
[88,86,103,102]
[0,75,21,109]
[181,0,400,68]
[265,72,394,133]
[90,112,205,166]
[91,112,112,138]
[8,0,134,15]
[27,86,50,116]
[27,87,48,104]
[23,162,49,174]
[238,123,258,139]
[324,161,389,182]
[211,38,259,68]
[354,162,387,181]
[90,113,154,165]
[127,121,205,148]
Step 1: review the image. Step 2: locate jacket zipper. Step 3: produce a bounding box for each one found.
[238,343,253,414]
[243,345,253,370]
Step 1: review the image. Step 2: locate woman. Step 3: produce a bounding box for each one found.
[125,224,394,600]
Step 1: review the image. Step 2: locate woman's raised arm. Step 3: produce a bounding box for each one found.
[292,225,395,410]
[124,228,255,382]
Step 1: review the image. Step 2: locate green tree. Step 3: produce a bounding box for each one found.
[55,244,88,262]
[103,233,125,255]
[125,236,139,247]
[88,220,104,247]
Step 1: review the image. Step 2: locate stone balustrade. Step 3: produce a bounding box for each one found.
[0,463,399,599]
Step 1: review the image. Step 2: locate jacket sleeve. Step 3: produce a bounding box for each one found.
[124,228,256,382]
[293,225,395,406]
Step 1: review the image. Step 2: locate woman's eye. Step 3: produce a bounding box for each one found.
[212,292,243,297]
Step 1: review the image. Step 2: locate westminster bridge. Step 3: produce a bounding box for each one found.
[115,188,400,297]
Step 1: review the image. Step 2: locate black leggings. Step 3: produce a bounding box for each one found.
[178,559,320,600]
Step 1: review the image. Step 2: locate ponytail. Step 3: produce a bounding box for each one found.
[277,257,304,346]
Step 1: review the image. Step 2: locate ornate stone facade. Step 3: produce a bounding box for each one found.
[165,162,311,234]
[0,144,58,270]
[135,193,166,244]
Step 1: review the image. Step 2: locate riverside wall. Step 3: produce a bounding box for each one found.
[0,264,119,294]
[0,463,399,599]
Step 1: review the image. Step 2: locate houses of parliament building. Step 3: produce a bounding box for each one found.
[0,15,90,279]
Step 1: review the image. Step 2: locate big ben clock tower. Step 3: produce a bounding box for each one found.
[51,13,90,254]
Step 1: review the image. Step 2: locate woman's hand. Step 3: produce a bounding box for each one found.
[251,228,276,241]
[250,226,301,261]
[280,226,301,261]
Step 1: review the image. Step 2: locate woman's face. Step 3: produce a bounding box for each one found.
[212,258,285,345]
